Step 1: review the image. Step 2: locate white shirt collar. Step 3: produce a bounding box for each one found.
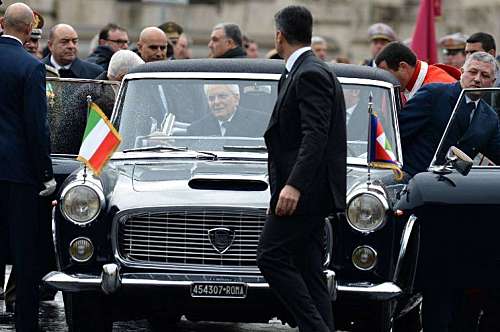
[285,46,311,73]
[50,55,72,70]
[1,34,23,45]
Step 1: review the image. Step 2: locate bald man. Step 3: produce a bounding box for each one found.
[0,3,55,331]
[41,23,103,78]
[137,27,168,62]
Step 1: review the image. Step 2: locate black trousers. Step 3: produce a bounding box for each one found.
[257,214,333,332]
[0,181,40,332]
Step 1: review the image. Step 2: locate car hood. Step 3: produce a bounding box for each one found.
[104,159,270,211]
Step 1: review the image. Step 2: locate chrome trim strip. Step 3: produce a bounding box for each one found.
[124,72,281,81]
[337,281,402,301]
[51,206,62,271]
[337,77,395,89]
[44,271,399,301]
[393,214,418,282]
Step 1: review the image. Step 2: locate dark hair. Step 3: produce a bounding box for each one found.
[467,32,496,53]
[99,23,127,41]
[274,5,312,46]
[375,41,417,70]
[214,23,242,47]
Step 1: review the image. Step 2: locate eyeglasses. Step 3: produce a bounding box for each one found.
[443,49,464,56]
[106,39,129,45]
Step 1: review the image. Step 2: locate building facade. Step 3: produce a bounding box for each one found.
[2,0,500,63]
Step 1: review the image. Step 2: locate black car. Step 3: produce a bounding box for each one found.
[44,59,422,332]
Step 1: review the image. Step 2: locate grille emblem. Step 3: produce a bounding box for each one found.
[208,228,235,254]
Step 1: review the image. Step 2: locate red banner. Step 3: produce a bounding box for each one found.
[410,0,438,64]
[434,0,442,17]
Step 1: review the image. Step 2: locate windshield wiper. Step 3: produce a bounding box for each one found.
[122,145,188,153]
[196,151,218,160]
[223,145,267,152]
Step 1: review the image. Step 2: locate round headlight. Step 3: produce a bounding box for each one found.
[347,193,386,232]
[69,237,94,262]
[61,185,101,225]
[352,245,377,271]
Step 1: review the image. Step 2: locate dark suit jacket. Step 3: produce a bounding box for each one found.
[0,37,53,185]
[399,82,462,175]
[41,56,103,79]
[264,50,347,216]
[186,106,268,137]
[453,100,500,163]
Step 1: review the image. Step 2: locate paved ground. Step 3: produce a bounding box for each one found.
[0,291,299,332]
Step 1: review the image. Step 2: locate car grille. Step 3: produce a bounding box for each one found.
[117,208,266,267]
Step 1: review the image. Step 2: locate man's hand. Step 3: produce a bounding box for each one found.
[39,178,57,197]
[275,185,301,216]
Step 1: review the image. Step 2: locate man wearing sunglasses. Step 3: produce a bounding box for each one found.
[137,26,168,63]
[87,23,129,71]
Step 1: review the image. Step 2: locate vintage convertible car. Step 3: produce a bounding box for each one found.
[43,59,421,332]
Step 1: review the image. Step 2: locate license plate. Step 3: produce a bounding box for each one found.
[190,282,247,298]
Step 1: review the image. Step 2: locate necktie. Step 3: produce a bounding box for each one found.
[278,68,288,91]
[58,68,75,78]
[220,121,229,136]
[455,101,476,132]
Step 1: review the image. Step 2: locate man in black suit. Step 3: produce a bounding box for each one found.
[256,6,346,332]
[0,3,56,330]
[41,23,103,78]
[186,83,268,137]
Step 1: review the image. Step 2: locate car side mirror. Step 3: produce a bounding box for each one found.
[447,146,473,176]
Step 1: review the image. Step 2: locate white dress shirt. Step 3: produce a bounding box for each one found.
[1,34,23,45]
[285,46,311,74]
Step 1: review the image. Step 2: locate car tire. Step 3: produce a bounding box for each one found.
[63,292,113,332]
[393,303,421,332]
[148,312,182,331]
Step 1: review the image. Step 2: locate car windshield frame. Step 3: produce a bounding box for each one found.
[110,72,401,166]
[429,87,500,170]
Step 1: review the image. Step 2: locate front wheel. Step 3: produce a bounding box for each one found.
[63,292,113,332]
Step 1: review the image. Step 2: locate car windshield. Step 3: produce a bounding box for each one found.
[431,88,500,168]
[344,83,399,164]
[113,77,398,163]
[114,78,277,152]
[47,78,119,155]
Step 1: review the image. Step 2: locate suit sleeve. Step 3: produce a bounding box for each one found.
[399,85,436,140]
[286,68,334,192]
[23,62,54,183]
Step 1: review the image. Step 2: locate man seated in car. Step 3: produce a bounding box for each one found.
[186,83,268,137]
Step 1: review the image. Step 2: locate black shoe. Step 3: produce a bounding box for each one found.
[5,301,15,313]
[39,284,57,302]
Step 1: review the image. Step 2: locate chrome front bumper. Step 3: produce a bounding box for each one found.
[43,265,400,301]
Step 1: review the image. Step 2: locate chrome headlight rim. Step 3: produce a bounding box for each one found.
[346,187,389,233]
[352,245,378,271]
[60,181,105,226]
[68,237,94,263]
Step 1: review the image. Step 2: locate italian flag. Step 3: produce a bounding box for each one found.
[77,102,121,175]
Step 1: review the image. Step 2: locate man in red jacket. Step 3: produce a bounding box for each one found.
[376,42,460,102]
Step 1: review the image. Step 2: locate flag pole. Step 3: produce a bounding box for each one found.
[367,92,374,188]
[83,95,92,183]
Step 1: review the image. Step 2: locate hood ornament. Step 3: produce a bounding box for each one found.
[208,228,235,254]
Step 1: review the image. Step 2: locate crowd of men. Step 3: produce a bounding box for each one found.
[2,1,500,332]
